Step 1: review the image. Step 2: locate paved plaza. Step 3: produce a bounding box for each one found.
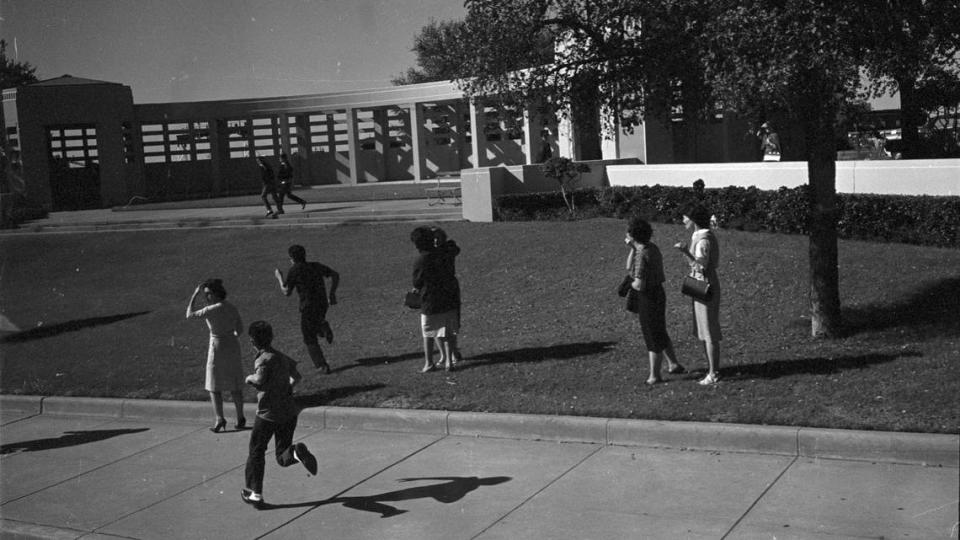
[1,397,957,540]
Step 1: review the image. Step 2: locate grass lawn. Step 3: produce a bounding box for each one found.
[1,220,957,434]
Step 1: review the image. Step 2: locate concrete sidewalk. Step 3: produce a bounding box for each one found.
[1,397,957,540]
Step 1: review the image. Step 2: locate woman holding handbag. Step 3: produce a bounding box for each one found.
[625,217,685,384]
[674,204,723,385]
[411,226,461,372]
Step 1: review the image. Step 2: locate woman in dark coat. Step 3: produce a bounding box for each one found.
[411,226,461,372]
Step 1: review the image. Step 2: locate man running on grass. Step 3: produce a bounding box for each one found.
[274,244,339,373]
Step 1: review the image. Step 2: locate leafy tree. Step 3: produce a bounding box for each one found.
[392,19,473,85]
[0,39,38,89]
[703,1,875,337]
[539,156,589,212]
[860,0,960,159]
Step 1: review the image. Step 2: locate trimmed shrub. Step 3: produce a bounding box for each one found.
[494,185,960,248]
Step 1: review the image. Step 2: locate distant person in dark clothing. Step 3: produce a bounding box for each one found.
[431,226,462,365]
[257,157,282,218]
[411,226,460,372]
[276,153,307,211]
[538,127,554,163]
[274,245,339,373]
[757,122,781,161]
[241,320,317,510]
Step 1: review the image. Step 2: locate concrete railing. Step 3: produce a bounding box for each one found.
[462,158,958,222]
[461,158,639,222]
[606,159,960,196]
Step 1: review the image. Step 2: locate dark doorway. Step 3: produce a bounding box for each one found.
[47,124,102,210]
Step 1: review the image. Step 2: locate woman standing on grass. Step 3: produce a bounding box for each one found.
[411,226,460,372]
[186,278,246,431]
[674,205,723,385]
[625,216,685,384]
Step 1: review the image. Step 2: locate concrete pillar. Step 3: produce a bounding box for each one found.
[409,103,427,182]
[279,114,292,158]
[523,106,535,165]
[453,100,468,170]
[345,108,359,185]
[469,100,484,168]
[295,114,310,184]
[373,108,389,182]
[208,118,225,195]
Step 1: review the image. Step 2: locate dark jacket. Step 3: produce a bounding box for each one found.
[413,242,460,315]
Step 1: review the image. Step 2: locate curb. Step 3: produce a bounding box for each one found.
[2,395,957,468]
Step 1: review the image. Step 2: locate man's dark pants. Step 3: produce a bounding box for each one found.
[245,415,298,494]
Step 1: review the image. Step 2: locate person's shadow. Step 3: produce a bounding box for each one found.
[1,428,150,455]
[264,475,511,516]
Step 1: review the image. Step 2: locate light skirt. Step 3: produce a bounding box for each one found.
[421,309,459,338]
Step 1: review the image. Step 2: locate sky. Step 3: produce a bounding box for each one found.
[0,0,467,104]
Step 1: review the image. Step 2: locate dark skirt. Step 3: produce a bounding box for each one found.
[636,285,672,353]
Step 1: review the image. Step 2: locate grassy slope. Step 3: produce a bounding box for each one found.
[1,220,957,433]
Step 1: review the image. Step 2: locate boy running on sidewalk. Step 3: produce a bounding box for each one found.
[241,320,317,509]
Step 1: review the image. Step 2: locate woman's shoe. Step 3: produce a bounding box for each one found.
[210,418,227,433]
[420,364,436,373]
[667,365,687,375]
[698,373,719,386]
[235,417,246,430]
[645,378,663,385]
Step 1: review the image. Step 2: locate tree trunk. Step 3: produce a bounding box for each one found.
[897,77,922,159]
[807,124,842,338]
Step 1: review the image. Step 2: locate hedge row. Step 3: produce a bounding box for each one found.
[494,185,960,248]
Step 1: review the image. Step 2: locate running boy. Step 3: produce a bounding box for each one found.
[241,320,317,509]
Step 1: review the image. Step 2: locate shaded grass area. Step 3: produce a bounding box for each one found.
[1,220,958,433]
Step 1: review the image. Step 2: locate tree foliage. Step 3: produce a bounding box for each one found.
[392,19,474,85]
[859,0,960,158]
[0,39,38,90]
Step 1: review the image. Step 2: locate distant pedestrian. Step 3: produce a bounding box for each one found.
[624,217,685,384]
[274,245,339,373]
[185,279,246,432]
[538,127,554,163]
[241,320,317,510]
[757,122,781,161]
[276,153,307,211]
[411,226,460,372]
[674,204,723,385]
[257,156,282,218]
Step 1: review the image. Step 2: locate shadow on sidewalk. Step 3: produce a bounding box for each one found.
[259,475,511,516]
[1,428,150,455]
[0,311,150,344]
[723,351,918,381]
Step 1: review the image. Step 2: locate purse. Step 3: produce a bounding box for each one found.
[617,274,633,297]
[681,275,712,302]
[625,288,642,313]
[403,289,422,309]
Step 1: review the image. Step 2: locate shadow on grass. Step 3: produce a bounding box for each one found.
[842,277,960,338]
[0,311,151,344]
[724,351,919,381]
[295,384,387,409]
[1,428,150,455]
[338,352,423,373]
[458,341,618,371]
[257,475,511,515]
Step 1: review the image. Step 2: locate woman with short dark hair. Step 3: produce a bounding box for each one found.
[186,278,246,431]
[625,216,684,384]
[674,205,723,385]
[411,226,461,372]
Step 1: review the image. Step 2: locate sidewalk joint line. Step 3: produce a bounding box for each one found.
[720,455,799,539]
[470,442,606,539]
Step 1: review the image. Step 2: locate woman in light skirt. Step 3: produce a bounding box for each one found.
[186,278,246,431]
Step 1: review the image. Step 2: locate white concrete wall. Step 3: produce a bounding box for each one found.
[606,159,959,196]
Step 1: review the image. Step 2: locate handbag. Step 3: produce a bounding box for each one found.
[681,275,712,302]
[617,274,633,297]
[625,288,642,313]
[403,289,422,310]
